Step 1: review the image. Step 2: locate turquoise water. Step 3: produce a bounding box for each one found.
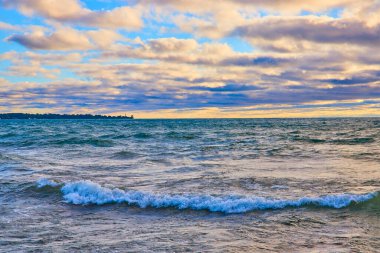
[1,118,379,252]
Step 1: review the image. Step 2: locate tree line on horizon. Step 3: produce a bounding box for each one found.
[0,113,134,119]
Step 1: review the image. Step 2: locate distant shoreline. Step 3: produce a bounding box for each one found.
[0,113,134,119]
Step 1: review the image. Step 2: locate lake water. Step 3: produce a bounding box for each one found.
[1,118,379,252]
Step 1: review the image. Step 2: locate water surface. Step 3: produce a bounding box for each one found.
[1,118,379,252]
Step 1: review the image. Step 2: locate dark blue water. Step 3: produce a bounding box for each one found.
[1,118,379,252]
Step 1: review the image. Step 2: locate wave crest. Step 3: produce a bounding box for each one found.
[37,178,60,188]
[38,180,379,213]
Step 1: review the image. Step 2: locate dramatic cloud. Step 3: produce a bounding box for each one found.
[1,0,380,117]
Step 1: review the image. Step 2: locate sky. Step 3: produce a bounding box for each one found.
[0,0,380,118]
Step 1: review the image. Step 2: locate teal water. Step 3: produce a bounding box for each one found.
[0,118,379,252]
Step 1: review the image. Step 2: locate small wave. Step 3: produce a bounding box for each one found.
[293,136,375,145]
[37,180,379,214]
[133,133,153,139]
[37,178,60,188]
[271,185,289,190]
[111,150,140,160]
[53,137,114,147]
[331,137,375,145]
[0,132,18,138]
[0,153,13,161]
[307,138,326,143]
[166,131,197,140]
[292,136,326,144]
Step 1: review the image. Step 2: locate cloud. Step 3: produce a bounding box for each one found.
[2,73,380,114]
[1,0,142,29]
[232,16,380,47]
[0,21,20,31]
[0,51,83,68]
[220,56,288,67]
[136,0,363,14]
[6,61,60,79]
[1,0,85,19]
[323,76,379,85]
[147,38,198,52]
[136,0,375,39]
[187,84,262,92]
[7,27,123,50]
[78,6,142,29]
[7,27,93,50]
[86,29,124,48]
[103,39,286,67]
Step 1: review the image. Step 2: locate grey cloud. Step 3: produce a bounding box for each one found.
[323,77,379,85]
[187,84,262,92]
[2,77,380,112]
[7,30,92,50]
[220,56,288,66]
[104,45,287,67]
[232,17,380,46]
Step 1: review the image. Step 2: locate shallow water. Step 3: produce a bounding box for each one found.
[0,118,379,252]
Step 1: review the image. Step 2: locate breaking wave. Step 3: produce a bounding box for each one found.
[37,179,379,214]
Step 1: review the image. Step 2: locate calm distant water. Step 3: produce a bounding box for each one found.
[0,118,379,252]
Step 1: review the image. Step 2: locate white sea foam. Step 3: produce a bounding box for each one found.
[42,180,378,213]
[36,178,60,188]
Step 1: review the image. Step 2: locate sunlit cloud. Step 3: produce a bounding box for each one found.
[1,0,142,29]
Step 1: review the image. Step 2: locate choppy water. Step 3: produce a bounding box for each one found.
[1,118,379,252]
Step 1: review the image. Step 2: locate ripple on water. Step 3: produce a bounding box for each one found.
[52,137,115,147]
[110,150,141,160]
